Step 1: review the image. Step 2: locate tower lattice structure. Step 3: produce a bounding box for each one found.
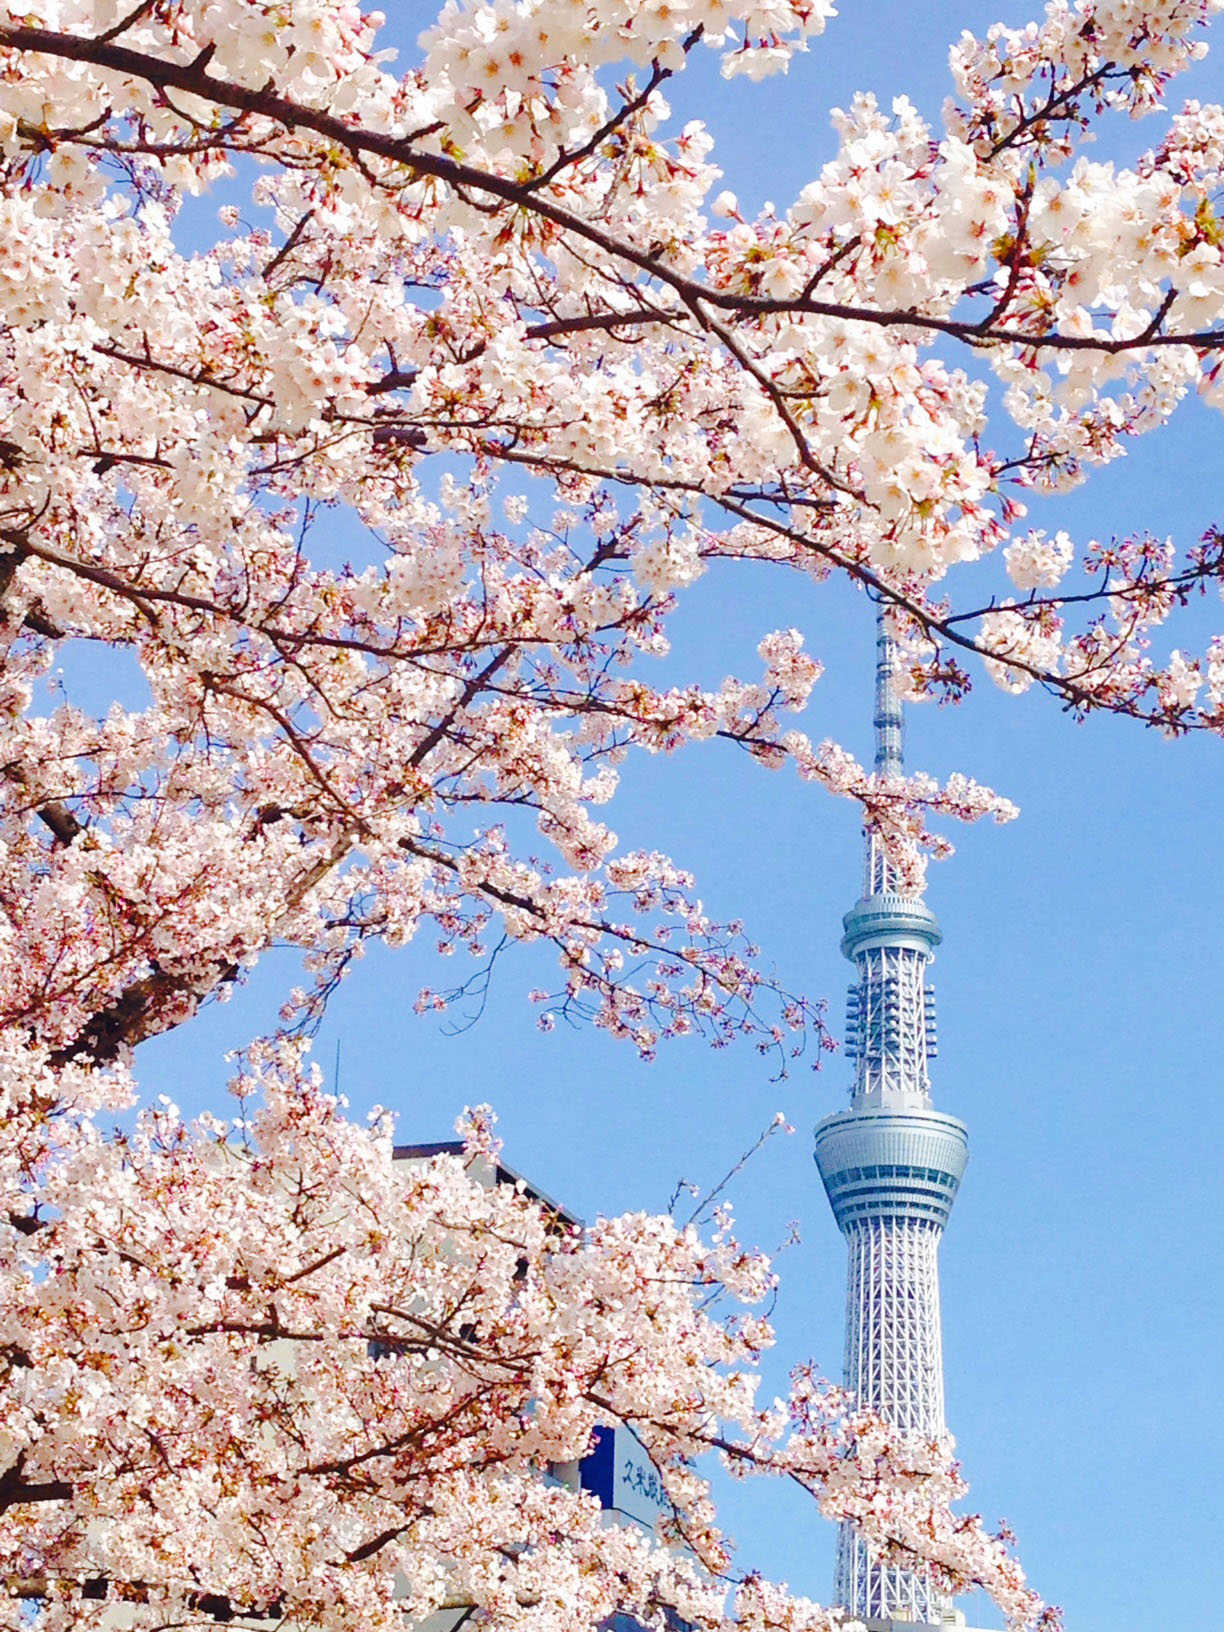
[814,617,968,1628]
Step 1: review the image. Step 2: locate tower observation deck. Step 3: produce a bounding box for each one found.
[814,616,968,1629]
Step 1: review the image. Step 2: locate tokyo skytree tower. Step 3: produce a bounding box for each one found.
[814,615,969,1628]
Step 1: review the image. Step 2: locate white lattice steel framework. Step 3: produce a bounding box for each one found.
[836,1219,948,1622]
[814,616,969,1629]
[845,1218,946,1437]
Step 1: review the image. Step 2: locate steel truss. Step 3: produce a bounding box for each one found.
[835,1217,949,1623]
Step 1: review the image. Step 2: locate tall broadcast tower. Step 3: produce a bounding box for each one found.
[814,616,969,1629]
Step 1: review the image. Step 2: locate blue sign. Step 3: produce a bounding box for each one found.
[579,1425,670,1531]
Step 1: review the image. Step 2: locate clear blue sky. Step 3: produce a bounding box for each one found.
[128,4,1224,1629]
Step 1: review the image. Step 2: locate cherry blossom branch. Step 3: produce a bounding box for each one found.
[5,24,1224,363]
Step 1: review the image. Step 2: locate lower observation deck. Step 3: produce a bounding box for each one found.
[813,1108,968,1231]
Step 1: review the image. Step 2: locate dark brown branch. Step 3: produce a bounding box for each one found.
[0,1454,72,1514]
[525,25,704,192]
[261,207,316,282]
[46,962,226,1067]
[4,25,1223,360]
[987,65,1112,158]
[0,765,85,846]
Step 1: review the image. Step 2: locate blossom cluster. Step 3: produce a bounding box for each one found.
[0,1050,1054,1632]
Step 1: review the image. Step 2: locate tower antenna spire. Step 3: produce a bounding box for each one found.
[864,609,907,902]
[814,608,970,1628]
[845,610,941,1109]
[873,608,904,777]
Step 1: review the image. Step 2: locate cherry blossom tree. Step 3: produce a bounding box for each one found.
[1,1063,1053,1632]
[4,0,1224,1625]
